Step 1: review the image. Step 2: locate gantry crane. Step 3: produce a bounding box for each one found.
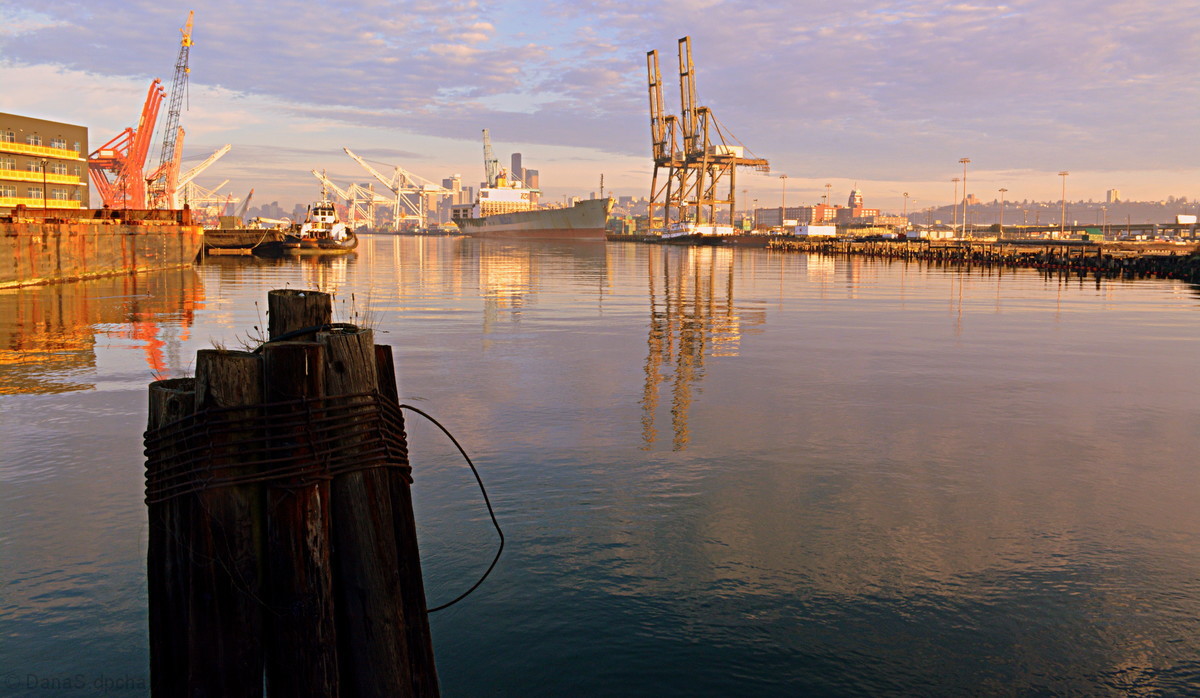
[646,37,769,231]
[343,148,449,230]
[88,80,166,208]
[148,10,195,208]
[310,169,395,229]
[177,178,234,226]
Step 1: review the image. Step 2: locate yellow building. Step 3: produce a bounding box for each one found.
[0,113,89,211]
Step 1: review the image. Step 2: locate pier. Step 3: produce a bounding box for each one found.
[765,238,1200,283]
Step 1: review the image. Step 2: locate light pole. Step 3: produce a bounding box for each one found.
[40,158,48,210]
[959,157,970,237]
[779,174,788,228]
[998,188,1008,237]
[951,177,960,233]
[824,182,832,207]
[902,192,909,231]
[1058,171,1069,237]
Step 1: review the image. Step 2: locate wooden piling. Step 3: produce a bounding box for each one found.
[189,349,266,696]
[268,288,333,340]
[147,378,197,697]
[147,289,441,696]
[262,340,340,696]
[376,344,441,696]
[320,328,414,696]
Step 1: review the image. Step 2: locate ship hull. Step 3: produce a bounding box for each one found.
[456,198,611,240]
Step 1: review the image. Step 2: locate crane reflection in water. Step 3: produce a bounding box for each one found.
[0,268,203,395]
[641,246,765,451]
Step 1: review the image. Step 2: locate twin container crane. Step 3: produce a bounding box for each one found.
[646,36,769,231]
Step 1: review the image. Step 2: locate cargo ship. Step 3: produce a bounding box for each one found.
[453,196,612,240]
[450,128,611,240]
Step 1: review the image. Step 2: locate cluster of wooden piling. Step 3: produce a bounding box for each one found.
[766,238,1200,283]
[145,289,437,697]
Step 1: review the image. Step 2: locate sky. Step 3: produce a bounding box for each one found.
[2,0,1198,213]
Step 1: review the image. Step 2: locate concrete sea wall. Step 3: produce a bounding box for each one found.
[0,207,203,289]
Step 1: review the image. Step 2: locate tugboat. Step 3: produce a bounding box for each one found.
[254,199,358,256]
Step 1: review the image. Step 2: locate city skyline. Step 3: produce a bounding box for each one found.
[1,1,1197,211]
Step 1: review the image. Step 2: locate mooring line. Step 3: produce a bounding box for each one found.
[401,403,505,613]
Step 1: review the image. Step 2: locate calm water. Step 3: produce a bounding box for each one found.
[2,237,1199,696]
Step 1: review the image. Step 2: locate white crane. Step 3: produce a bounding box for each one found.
[342,147,449,230]
[310,169,395,230]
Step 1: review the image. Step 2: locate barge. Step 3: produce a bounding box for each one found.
[1,205,203,289]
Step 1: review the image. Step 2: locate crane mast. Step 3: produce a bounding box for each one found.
[482,129,500,188]
[152,10,194,205]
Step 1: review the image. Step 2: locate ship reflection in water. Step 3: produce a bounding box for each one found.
[0,268,204,395]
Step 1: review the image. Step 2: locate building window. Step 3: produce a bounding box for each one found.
[26,134,42,146]
[0,185,16,197]
[0,131,14,143]
[73,141,81,153]
[27,160,43,172]
[51,162,68,175]
[73,165,81,176]
[27,186,43,198]
[0,156,14,170]
[50,137,67,149]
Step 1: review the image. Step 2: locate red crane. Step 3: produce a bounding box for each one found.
[87,80,166,209]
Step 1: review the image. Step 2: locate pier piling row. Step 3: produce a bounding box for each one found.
[765,238,1200,283]
[144,289,439,697]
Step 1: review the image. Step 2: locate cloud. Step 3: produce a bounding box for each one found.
[2,0,1197,207]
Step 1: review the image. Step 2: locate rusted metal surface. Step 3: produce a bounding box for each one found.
[0,206,202,289]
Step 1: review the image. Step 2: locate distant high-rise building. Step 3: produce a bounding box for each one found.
[1107,189,1121,203]
[442,174,463,204]
[510,153,524,185]
[848,188,863,208]
[525,169,539,189]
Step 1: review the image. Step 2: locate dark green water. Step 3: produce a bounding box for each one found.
[2,237,1199,695]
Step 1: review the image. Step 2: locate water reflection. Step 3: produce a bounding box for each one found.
[202,253,354,297]
[641,246,766,450]
[477,239,609,331]
[0,268,203,394]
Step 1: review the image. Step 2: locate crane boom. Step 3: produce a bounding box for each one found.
[343,148,397,191]
[678,36,700,156]
[149,10,195,208]
[235,188,254,219]
[647,50,669,162]
[176,144,231,189]
[156,11,194,177]
[311,170,353,201]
